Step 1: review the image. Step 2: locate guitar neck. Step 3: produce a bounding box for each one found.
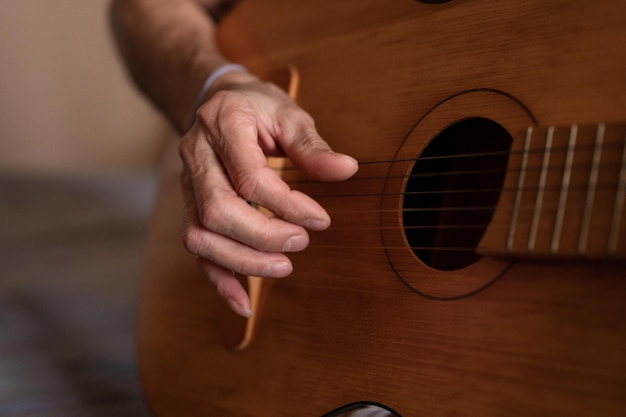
[479,122,626,259]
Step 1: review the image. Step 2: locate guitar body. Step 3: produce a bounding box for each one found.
[139,1,626,416]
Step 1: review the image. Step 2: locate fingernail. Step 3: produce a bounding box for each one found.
[227,299,253,318]
[263,260,292,277]
[303,218,329,230]
[342,154,359,165]
[282,234,308,252]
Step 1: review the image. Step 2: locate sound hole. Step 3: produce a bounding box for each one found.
[321,401,400,417]
[402,118,512,271]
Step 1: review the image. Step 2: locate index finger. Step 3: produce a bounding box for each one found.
[202,102,332,230]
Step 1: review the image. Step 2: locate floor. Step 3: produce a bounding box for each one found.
[0,173,157,416]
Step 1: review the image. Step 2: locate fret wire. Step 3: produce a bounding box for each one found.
[608,128,626,254]
[509,128,532,252]
[528,126,554,252]
[578,123,605,254]
[551,124,578,253]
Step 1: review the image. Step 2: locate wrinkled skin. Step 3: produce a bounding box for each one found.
[179,73,358,316]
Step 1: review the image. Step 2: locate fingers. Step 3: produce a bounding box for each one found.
[181,169,297,272]
[190,97,334,231]
[275,110,359,183]
[182,172,293,318]
[200,82,359,184]
[180,131,318,252]
[197,259,253,318]
[180,80,358,318]
[182,212,293,278]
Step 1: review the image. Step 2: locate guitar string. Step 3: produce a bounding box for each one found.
[323,200,611,227]
[262,179,620,232]
[262,141,623,252]
[321,187,617,227]
[274,140,625,173]
[307,244,484,252]
[311,181,617,198]
[279,186,621,253]
[305,241,608,252]
[290,178,618,252]
[288,159,624,187]
[280,149,621,207]
[274,147,621,191]
[323,199,614,229]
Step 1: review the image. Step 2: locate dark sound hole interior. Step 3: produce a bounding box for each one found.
[402,118,512,271]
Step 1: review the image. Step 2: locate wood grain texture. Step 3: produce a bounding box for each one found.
[138,1,626,416]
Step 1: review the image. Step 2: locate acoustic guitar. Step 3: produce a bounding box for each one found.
[138,0,626,415]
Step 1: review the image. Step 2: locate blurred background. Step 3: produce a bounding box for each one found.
[0,1,172,415]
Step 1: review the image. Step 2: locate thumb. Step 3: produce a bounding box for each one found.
[280,118,358,182]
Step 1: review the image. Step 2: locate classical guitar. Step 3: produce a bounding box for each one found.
[139,0,626,415]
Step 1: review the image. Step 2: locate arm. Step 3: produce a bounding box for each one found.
[110,0,358,317]
[109,0,239,131]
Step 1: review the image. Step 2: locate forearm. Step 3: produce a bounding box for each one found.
[109,0,233,132]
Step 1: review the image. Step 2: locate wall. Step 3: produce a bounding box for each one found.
[0,0,172,175]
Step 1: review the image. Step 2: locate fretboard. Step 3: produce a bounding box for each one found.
[478,122,626,260]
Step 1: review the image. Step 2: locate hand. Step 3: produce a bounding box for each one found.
[179,71,358,317]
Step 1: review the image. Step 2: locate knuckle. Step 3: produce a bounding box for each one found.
[177,135,194,163]
[213,278,232,300]
[298,131,325,151]
[181,225,203,255]
[277,108,325,152]
[299,109,316,126]
[208,89,247,107]
[196,196,227,230]
[231,171,262,202]
[278,106,312,130]
[251,220,277,249]
[235,252,271,277]
[231,259,252,276]
[197,90,237,118]
[198,91,256,135]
